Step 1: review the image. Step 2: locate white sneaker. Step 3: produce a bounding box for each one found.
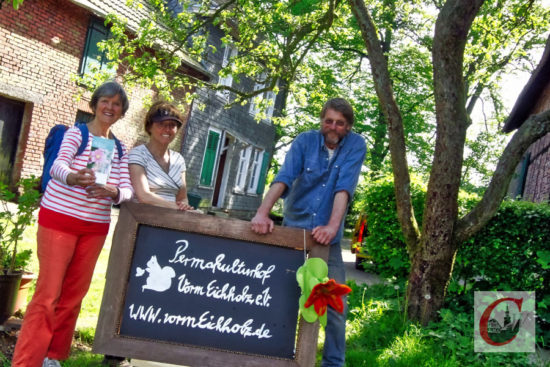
[42,357,62,367]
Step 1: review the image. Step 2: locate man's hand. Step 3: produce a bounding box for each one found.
[251,213,274,234]
[312,225,338,246]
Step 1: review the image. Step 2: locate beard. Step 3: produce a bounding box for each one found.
[322,130,346,147]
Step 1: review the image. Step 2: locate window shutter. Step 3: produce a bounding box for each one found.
[256,151,270,195]
[200,130,220,186]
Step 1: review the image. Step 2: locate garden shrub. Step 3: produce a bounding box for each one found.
[353,175,479,279]
[351,175,426,279]
[355,177,549,345]
[450,199,550,346]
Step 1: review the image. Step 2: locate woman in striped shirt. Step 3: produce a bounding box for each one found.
[128,101,194,211]
[12,81,133,367]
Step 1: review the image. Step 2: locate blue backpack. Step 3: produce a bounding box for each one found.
[40,122,123,193]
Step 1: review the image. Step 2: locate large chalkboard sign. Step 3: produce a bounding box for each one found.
[93,202,328,367]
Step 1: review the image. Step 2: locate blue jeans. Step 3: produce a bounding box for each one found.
[321,242,347,367]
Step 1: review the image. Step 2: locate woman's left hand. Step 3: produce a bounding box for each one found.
[86,184,118,199]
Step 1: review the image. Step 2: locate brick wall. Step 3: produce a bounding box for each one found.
[0,0,190,182]
[0,0,90,180]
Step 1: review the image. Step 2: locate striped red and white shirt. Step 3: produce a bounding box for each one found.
[40,126,134,223]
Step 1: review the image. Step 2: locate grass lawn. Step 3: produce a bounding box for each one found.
[6,216,549,367]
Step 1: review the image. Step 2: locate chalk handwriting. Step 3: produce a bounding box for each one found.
[127,304,272,339]
[177,274,272,307]
[168,240,276,285]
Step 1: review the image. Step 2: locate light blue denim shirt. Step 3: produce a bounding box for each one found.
[274,130,366,245]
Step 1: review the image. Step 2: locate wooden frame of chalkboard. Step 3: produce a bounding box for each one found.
[93,201,329,367]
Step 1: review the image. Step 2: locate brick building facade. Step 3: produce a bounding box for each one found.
[0,0,204,185]
[0,0,279,218]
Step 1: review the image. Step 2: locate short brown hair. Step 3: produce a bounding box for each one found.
[144,101,185,135]
[90,80,129,115]
[320,98,354,125]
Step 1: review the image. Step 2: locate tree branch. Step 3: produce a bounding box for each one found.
[348,0,421,255]
[455,109,550,243]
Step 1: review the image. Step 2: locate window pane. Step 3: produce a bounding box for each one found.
[248,149,262,192]
[80,20,114,76]
[235,146,251,190]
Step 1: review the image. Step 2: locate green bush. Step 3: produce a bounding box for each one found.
[450,199,550,346]
[354,175,478,279]
[351,175,426,279]
[356,175,549,346]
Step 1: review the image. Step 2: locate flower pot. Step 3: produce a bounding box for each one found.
[14,272,35,312]
[0,272,22,325]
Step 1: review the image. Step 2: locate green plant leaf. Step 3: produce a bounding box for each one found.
[536,250,550,269]
[304,257,328,279]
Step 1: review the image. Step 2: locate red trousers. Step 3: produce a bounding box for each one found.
[12,225,107,367]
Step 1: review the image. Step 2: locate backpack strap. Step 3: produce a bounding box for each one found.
[110,132,124,159]
[75,123,88,156]
[41,124,70,193]
[75,122,124,159]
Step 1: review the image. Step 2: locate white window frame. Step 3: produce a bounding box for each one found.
[265,89,276,119]
[249,75,277,120]
[217,44,237,99]
[235,146,252,191]
[248,82,264,115]
[249,72,266,115]
[247,148,264,194]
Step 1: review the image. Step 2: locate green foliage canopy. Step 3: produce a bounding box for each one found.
[73,0,549,187]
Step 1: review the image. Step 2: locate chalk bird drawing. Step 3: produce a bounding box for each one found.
[135,255,176,292]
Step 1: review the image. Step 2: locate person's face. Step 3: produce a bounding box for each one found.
[149,120,179,146]
[93,94,123,126]
[320,108,351,149]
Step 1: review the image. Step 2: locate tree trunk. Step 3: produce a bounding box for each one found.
[406,238,458,325]
[348,0,421,254]
[406,0,484,323]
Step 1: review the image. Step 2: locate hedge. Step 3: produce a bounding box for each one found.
[354,177,549,344]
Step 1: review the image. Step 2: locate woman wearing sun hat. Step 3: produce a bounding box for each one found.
[128,101,194,211]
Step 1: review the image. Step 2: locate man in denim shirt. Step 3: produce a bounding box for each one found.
[251,98,366,367]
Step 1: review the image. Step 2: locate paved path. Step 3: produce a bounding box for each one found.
[340,238,382,286]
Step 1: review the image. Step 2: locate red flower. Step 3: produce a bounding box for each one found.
[304,279,352,316]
